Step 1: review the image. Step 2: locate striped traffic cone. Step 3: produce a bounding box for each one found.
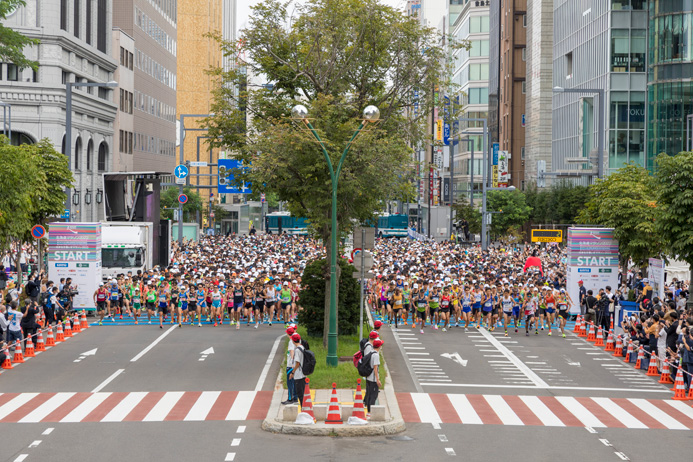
[64,320,73,338]
[646,353,659,376]
[325,382,343,424]
[12,340,24,363]
[81,311,88,329]
[635,347,644,369]
[604,329,614,351]
[595,326,604,346]
[46,327,56,346]
[1,349,12,369]
[352,378,367,420]
[24,335,35,358]
[300,378,315,420]
[35,329,46,352]
[587,323,596,342]
[579,319,587,337]
[55,322,64,342]
[659,361,673,384]
[672,368,689,400]
[612,335,623,357]
[573,315,581,333]
[687,377,693,399]
[623,340,634,362]
[72,314,81,333]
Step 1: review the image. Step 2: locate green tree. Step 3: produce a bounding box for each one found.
[487,190,531,238]
[0,0,39,70]
[654,152,693,294]
[577,163,662,268]
[160,187,203,221]
[206,0,455,345]
[451,200,481,235]
[525,180,590,226]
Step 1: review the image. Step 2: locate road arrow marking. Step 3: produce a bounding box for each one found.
[74,348,98,362]
[199,347,215,361]
[441,353,468,367]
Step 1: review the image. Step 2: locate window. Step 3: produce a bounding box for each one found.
[469,16,490,34]
[470,40,489,57]
[7,64,18,81]
[522,81,526,94]
[521,146,525,159]
[74,0,80,38]
[469,63,489,81]
[565,52,573,79]
[85,0,91,44]
[32,69,37,82]
[611,29,630,72]
[61,0,68,31]
[97,0,107,53]
[74,137,82,170]
[98,143,107,171]
[523,14,527,27]
[522,47,526,61]
[86,139,93,170]
[468,87,489,104]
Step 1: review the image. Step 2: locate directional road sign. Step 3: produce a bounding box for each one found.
[31,225,46,239]
[189,161,208,167]
[178,194,188,204]
[174,164,189,180]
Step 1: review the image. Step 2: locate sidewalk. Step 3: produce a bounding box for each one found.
[261,360,406,436]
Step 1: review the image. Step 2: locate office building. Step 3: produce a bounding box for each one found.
[112,29,135,172]
[113,0,177,173]
[0,0,118,222]
[647,1,693,167]
[552,1,647,180]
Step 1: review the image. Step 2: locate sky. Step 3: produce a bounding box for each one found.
[235,0,408,35]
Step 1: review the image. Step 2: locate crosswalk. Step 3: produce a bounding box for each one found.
[398,392,693,430]
[0,391,272,423]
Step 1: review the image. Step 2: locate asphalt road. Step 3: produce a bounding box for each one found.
[1,319,692,462]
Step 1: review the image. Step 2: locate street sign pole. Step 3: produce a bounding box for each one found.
[359,227,365,341]
[178,115,185,245]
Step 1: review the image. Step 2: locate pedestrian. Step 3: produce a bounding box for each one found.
[679,322,693,390]
[0,304,7,345]
[20,300,39,349]
[289,333,306,407]
[283,327,298,405]
[578,280,586,316]
[6,302,23,352]
[363,339,383,418]
[584,290,598,324]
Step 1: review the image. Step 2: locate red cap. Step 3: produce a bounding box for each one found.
[369,331,379,339]
[643,299,649,304]
[578,280,583,284]
[285,327,295,335]
[291,333,301,343]
[373,339,384,348]
[373,320,383,329]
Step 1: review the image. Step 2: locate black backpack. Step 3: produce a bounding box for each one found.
[300,338,310,351]
[357,351,375,377]
[298,346,316,376]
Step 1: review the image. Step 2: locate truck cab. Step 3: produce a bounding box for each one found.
[101,222,153,280]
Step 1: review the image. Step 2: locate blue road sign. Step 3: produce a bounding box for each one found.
[174,164,189,179]
[178,194,188,204]
[31,225,46,239]
[218,159,251,194]
[61,209,70,220]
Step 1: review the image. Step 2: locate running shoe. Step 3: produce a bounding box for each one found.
[255,323,259,329]
[214,322,218,327]
[269,322,272,326]
[134,320,138,325]
[433,325,438,330]
[548,331,552,336]
[464,327,468,332]
[515,328,518,333]
[198,323,202,327]
[98,321,102,326]
[412,323,416,329]
[535,330,539,335]
[420,329,424,334]
[525,332,529,336]
[178,323,182,328]
[159,325,163,329]
[148,321,151,325]
[442,327,447,332]
[562,333,566,338]
[541,326,544,331]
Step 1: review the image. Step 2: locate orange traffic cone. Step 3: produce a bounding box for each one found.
[604,330,614,351]
[659,361,673,384]
[300,378,315,420]
[24,335,35,358]
[36,329,45,352]
[595,326,604,347]
[64,320,73,338]
[646,353,659,376]
[635,347,645,369]
[573,315,581,333]
[688,377,693,399]
[579,319,587,337]
[1,349,12,369]
[672,368,689,400]
[612,335,623,357]
[46,327,56,346]
[55,323,64,342]
[352,378,367,420]
[325,382,343,424]
[81,311,88,329]
[72,314,81,333]
[624,340,634,362]
[12,340,24,363]
[587,323,596,342]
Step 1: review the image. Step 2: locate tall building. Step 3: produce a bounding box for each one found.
[450,0,489,203]
[112,29,135,172]
[647,1,693,168]
[552,1,647,180]
[222,0,236,73]
[176,0,223,190]
[0,0,118,222]
[113,0,177,172]
[525,0,553,186]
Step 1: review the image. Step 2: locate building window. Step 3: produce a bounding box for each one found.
[565,52,573,79]
[522,81,526,94]
[32,69,37,82]
[7,64,18,81]
[97,0,107,53]
[61,0,68,31]
[86,139,93,170]
[85,0,92,44]
[523,14,527,27]
[98,143,107,171]
[74,137,82,170]
[521,147,525,159]
[522,47,526,61]
[74,0,80,39]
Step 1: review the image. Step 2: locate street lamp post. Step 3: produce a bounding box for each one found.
[66,80,118,220]
[291,104,379,367]
[553,87,605,179]
[0,101,12,142]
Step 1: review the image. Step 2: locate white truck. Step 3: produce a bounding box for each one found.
[101,222,154,280]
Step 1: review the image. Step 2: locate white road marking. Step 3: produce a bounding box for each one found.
[614,452,630,460]
[445,448,456,456]
[438,434,448,442]
[143,392,184,422]
[410,393,441,423]
[525,362,547,365]
[403,346,426,350]
[432,422,441,429]
[400,342,422,345]
[42,428,54,435]
[664,400,693,420]
[519,396,564,426]
[0,393,39,420]
[484,395,523,426]
[477,328,549,388]
[13,455,28,462]
[406,352,431,355]
[61,393,112,423]
[101,392,148,422]
[236,425,246,433]
[555,396,605,428]
[231,438,241,446]
[599,439,612,446]
[92,369,125,393]
[28,440,41,448]
[255,335,284,392]
[409,359,435,362]
[225,453,236,461]
[393,330,424,393]
[417,383,671,393]
[226,391,255,420]
[130,325,177,361]
[184,391,221,421]
[447,394,482,424]
[19,393,75,423]
[585,426,597,433]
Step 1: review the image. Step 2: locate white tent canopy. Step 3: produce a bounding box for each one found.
[666,258,690,283]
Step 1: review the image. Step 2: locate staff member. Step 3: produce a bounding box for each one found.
[364,339,383,418]
[289,333,306,407]
[283,327,298,405]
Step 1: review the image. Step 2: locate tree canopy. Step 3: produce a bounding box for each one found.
[487,190,531,238]
[0,0,39,70]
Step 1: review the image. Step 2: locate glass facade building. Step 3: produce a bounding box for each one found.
[647,1,693,168]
